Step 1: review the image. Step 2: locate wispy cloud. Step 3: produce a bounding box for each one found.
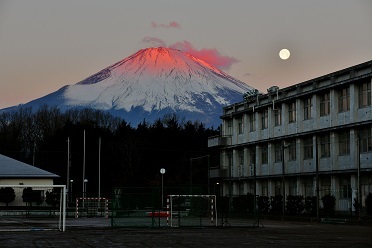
[151,21,181,29]
[141,38,239,70]
[169,41,240,70]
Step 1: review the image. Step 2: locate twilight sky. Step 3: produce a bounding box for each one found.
[1,0,372,109]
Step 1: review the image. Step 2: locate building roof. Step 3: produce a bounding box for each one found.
[0,154,59,178]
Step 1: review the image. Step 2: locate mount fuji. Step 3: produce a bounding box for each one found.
[4,47,255,127]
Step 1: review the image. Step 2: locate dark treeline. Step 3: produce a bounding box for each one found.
[0,105,219,197]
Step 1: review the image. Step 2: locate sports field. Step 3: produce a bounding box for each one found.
[1,218,371,247]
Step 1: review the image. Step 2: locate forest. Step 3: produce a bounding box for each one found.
[0,105,220,198]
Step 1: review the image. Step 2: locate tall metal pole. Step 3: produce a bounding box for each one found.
[67,137,70,199]
[160,168,166,209]
[98,137,101,202]
[82,129,86,199]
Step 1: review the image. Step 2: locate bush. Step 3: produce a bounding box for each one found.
[321,194,336,217]
[365,193,372,215]
[286,195,304,215]
[0,187,16,207]
[270,195,283,215]
[232,194,255,214]
[256,196,270,214]
[304,196,317,216]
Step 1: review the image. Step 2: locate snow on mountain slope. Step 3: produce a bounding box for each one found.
[5,47,256,127]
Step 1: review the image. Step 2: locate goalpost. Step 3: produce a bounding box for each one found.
[75,197,109,218]
[167,195,217,227]
[0,185,66,232]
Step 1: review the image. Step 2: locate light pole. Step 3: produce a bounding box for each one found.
[160,168,166,209]
[83,179,88,208]
[70,179,74,203]
[281,141,289,215]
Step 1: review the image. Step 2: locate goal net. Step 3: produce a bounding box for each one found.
[0,185,66,232]
[167,195,217,227]
[75,197,109,218]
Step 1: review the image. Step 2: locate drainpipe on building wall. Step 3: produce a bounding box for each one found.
[357,131,361,220]
[281,141,286,216]
[315,136,320,219]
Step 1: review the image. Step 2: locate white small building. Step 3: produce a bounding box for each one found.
[0,154,59,185]
[0,154,60,207]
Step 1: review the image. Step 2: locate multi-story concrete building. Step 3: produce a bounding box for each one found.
[208,60,372,213]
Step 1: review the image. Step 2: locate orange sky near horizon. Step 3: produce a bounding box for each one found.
[0,0,371,109]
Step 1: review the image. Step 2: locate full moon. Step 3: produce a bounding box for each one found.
[279,49,290,60]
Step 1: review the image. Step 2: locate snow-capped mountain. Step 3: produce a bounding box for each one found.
[4,47,256,127]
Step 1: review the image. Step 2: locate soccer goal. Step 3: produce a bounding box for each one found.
[167,195,217,227]
[0,185,66,232]
[75,197,109,218]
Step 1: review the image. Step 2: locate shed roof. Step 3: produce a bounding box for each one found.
[0,154,59,178]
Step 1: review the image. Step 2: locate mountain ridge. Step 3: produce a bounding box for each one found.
[2,47,256,127]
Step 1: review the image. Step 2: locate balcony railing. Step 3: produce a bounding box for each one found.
[208,135,231,147]
[210,168,228,178]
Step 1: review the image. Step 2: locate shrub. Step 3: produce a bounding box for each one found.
[232,193,255,214]
[304,196,317,216]
[0,187,16,207]
[365,193,372,215]
[286,195,304,215]
[256,196,270,214]
[270,195,283,215]
[321,194,336,217]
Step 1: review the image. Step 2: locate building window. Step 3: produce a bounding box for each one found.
[237,115,244,134]
[304,97,312,120]
[360,127,372,153]
[238,149,244,166]
[249,113,255,132]
[261,144,268,164]
[338,87,350,112]
[288,139,296,161]
[304,178,314,197]
[359,81,371,108]
[261,109,268,129]
[275,181,281,196]
[274,142,282,162]
[320,92,330,116]
[274,105,282,126]
[226,119,232,135]
[339,176,351,199]
[338,131,350,155]
[320,134,330,158]
[288,101,296,123]
[303,137,313,159]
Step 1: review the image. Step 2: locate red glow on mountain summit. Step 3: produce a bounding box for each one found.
[116,47,226,76]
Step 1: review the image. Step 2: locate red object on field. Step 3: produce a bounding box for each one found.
[147,211,169,217]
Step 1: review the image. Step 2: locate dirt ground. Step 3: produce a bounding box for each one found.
[1,218,372,248]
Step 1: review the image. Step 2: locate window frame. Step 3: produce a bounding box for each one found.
[359,81,371,108]
[303,97,312,120]
[249,112,256,132]
[338,87,350,112]
[338,131,350,155]
[320,92,330,116]
[303,137,313,159]
[274,105,282,126]
[288,101,296,123]
[261,109,268,130]
[320,134,330,158]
